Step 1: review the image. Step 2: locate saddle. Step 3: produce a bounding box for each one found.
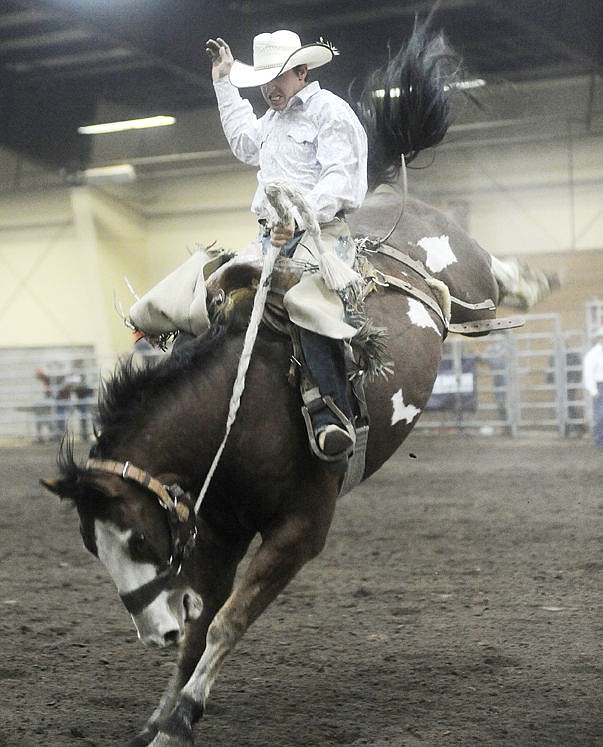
[204,249,524,341]
[205,254,374,483]
[205,252,391,380]
[205,254,303,333]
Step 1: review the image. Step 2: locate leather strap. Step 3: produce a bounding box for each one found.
[85,458,189,520]
[448,316,525,335]
[375,243,496,312]
[371,270,448,329]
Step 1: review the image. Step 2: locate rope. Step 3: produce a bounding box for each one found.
[194,181,295,512]
[194,239,280,513]
[377,155,408,246]
[194,178,362,511]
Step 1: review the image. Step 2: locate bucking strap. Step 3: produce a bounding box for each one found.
[448,316,525,334]
[373,243,496,312]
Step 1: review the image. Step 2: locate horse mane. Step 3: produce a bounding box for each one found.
[94,325,230,453]
[355,18,465,190]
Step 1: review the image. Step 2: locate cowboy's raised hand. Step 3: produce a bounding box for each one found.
[206,38,234,81]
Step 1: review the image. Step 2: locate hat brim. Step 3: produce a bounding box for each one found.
[229,43,334,88]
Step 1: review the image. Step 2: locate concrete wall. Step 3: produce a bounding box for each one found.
[0,115,601,356]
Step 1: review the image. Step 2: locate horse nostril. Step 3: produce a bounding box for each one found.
[163,629,180,646]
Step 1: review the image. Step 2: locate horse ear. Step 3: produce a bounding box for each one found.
[40,477,75,502]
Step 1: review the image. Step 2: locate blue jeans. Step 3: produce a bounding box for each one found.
[593,383,603,448]
[261,225,352,433]
[298,328,351,431]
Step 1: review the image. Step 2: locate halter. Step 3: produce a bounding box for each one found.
[84,458,198,615]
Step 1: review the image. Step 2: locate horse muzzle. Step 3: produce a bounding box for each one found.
[133,588,203,648]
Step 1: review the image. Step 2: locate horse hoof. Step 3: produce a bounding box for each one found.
[148,731,193,747]
[126,727,158,747]
[148,707,196,747]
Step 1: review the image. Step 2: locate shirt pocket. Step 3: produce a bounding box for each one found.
[286,124,318,160]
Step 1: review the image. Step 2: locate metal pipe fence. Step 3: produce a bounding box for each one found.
[0,313,593,445]
[0,344,164,445]
[420,314,589,437]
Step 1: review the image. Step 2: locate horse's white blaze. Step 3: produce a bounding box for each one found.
[417,234,457,272]
[407,297,440,332]
[95,520,156,593]
[391,388,421,426]
[94,520,186,647]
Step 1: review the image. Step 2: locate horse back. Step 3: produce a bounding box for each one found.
[349,192,499,325]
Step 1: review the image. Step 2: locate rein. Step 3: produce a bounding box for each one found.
[357,157,409,252]
[378,156,408,246]
[84,458,197,616]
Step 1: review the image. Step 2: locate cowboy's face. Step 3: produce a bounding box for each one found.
[261,67,307,111]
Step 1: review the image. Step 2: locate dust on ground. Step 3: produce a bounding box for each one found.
[0,432,601,746]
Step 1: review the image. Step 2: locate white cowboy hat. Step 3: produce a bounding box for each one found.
[229,30,335,88]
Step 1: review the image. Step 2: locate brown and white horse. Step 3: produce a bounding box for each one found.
[41,22,554,747]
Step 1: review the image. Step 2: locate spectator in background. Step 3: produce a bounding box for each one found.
[71,359,94,441]
[33,367,53,443]
[582,328,603,449]
[483,336,510,421]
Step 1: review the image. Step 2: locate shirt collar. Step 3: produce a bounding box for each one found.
[285,80,321,111]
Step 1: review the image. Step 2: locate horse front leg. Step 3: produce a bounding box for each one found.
[149,496,336,746]
[127,529,250,747]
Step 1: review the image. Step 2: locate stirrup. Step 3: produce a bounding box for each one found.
[317,424,355,456]
[301,391,356,462]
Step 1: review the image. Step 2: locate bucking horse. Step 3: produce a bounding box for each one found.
[41,22,556,747]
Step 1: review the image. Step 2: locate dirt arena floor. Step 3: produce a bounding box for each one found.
[1,432,601,746]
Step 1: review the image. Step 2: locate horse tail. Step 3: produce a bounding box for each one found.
[355,19,464,190]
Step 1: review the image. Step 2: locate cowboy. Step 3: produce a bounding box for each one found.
[583,328,603,449]
[205,30,368,459]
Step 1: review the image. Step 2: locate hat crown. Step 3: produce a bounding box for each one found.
[253,30,302,71]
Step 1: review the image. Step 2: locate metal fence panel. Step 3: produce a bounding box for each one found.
[0,314,591,444]
[420,314,588,436]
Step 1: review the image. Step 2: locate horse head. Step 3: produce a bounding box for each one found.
[41,442,202,647]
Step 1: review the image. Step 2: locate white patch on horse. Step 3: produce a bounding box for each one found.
[417,234,457,273]
[95,520,189,647]
[391,388,421,426]
[407,297,439,333]
[95,521,156,594]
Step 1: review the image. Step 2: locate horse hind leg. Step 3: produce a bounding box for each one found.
[490,254,560,311]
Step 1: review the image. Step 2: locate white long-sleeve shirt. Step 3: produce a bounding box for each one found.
[583,341,603,397]
[213,79,368,224]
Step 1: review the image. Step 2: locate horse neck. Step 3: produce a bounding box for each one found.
[104,335,246,486]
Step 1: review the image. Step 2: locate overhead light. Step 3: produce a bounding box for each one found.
[444,79,486,91]
[82,164,136,184]
[373,87,401,99]
[78,115,176,135]
[373,79,485,98]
